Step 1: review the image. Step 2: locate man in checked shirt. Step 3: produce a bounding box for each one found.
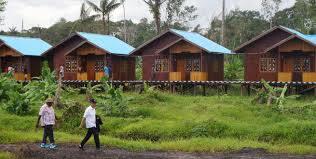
[36,98,58,149]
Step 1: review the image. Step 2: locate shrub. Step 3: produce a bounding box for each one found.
[24,61,57,102]
[61,102,85,133]
[224,55,244,80]
[97,84,129,117]
[190,119,229,138]
[0,73,21,102]
[5,92,31,115]
[139,82,169,103]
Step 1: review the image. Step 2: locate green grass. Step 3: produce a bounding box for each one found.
[0,91,316,154]
[0,152,15,159]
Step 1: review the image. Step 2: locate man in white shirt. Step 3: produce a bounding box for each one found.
[79,98,100,150]
[36,98,57,149]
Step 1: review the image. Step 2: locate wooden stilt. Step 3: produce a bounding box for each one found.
[247,84,251,96]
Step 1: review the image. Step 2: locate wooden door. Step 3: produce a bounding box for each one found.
[283,56,294,72]
[176,58,185,80]
[87,55,96,80]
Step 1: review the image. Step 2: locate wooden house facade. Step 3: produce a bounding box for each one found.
[0,35,52,80]
[235,26,316,82]
[131,29,232,81]
[43,32,135,81]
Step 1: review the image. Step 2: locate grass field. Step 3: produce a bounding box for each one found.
[0,90,315,154]
[0,151,15,159]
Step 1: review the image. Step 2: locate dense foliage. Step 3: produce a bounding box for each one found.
[24,61,57,102]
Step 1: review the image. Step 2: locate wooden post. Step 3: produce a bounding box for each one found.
[247,84,251,96]
[193,83,196,96]
[203,83,206,96]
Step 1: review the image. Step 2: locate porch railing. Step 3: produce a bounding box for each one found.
[169,72,182,81]
[278,72,292,82]
[77,72,87,80]
[14,73,30,81]
[303,72,316,82]
[190,72,208,81]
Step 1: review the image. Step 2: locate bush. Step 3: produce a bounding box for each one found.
[5,92,31,115]
[61,102,85,133]
[0,74,21,102]
[24,61,57,102]
[190,119,229,138]
[97,84,130,117]
[224,56,244,80]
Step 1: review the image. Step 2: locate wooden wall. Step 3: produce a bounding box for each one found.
[49,35,84,80]
[0,44,42,78]
[139,32,182,81]
[239,28,316,81]
[134,32,225,81]
[170,41,202,54]
[279,38,315,52]
[46,35,135,81]
[0,45,21,57]
[239,28,293,81]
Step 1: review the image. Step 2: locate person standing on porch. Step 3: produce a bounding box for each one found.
[103,65,110,79]
[79,98,100,150]
[7,66,14,75]
[59,65,64,80]
[36,98,57,149]
[103,64,111,80]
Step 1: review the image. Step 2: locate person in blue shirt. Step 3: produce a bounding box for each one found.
[103,64,112,79]
[103,65,109,78]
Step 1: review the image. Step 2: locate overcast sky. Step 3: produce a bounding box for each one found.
[1,0,296,31]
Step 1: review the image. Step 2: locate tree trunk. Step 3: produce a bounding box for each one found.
[102,14,106,34]
[107,14,110,35]
[154,12,161,34]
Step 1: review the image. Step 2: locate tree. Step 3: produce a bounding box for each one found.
[8,27,19,35]
[273,0,316,34]
[208,9,268,49]
[0,0,7,23]
[86,0,121,34]
[143,0,167,34]
[164,0,197,30]
[261,0,282,28]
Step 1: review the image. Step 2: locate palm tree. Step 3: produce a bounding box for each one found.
[86,0,121,34]
[121,0,127,41]
[8,26,18,35]
[143,0,167,34]
[0,0,7,23]
[0,0,6,12]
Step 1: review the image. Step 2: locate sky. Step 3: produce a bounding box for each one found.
[1,0,296,31]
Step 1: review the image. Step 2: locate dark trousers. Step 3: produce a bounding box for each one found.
[42,125,55,144]
[80,127,100,149]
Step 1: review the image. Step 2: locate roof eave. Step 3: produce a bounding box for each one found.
[234,26,281,52]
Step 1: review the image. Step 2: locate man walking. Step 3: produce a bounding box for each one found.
[36,98,57,149]
[79,98,100,150]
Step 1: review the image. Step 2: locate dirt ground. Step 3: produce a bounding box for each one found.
[0,144,315,159]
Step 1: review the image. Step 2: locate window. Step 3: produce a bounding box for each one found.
[154,56,169,72]
[65,56,78,73]
[185,57,200,72]
[95,60,105,72]
[294,58,310,72]
[260,58,276,72]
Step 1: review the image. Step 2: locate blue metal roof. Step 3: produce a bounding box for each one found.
[280,26,316,46]
[0,35,52,56]
[77,32,135,55]
[170,29,232,54]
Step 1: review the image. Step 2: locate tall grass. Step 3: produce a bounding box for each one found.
[0,92,315,154]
